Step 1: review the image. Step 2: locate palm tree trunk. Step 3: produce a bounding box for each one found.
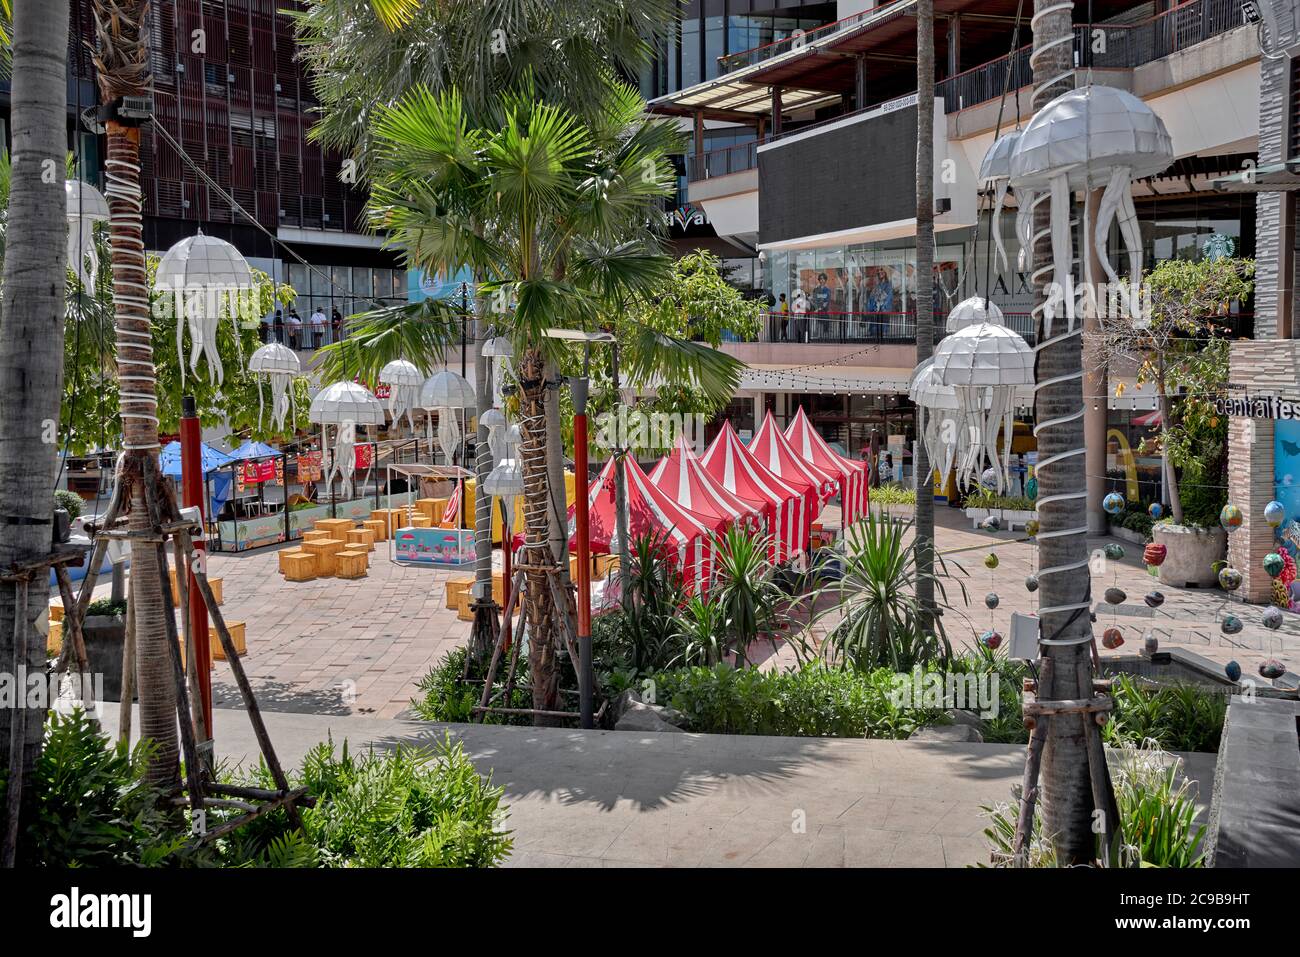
[517,348,562,722]
[0,0,71,786]
[1030,0,1095,864]
[470,298,494,661]
[104,119,180,788]
[913,0,936,627]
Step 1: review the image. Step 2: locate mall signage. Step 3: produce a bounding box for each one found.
[1215,393,1300,419]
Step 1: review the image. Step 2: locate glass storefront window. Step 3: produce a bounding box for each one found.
[682,20,700,88]
[705,17,725,81]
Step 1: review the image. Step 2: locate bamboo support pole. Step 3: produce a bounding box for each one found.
[2,579,29,867]
[53,565,95,717]
[119,573,136,745]
[476,570,526,722]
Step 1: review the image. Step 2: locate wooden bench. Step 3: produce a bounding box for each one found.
[345,528,376,552]
[282,552,318,581]
[335,549,369,579]
[369,509,406,537]
[411,515,433,528]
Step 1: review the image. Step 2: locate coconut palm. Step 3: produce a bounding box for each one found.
[358,80,743,722]
[90,0,179,786]
[913,0,937,628]
[0,0,69,813]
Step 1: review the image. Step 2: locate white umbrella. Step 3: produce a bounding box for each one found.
[247,342,300,432]
[155,232,255,387]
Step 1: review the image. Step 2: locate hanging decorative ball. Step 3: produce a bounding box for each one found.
[1102,492,1125,516]
[1259,658,1287,680]
[1144,634,1159,655]
[980,467,1000,491]
[985,592,1000,609]
[1218,567,1243,592]
[1144,591,1165,608]
[980,630,1003,650]
[1263,606,1285,630]
[1104,586,1127,605]
[1219,503,1244,531]
[1102,627,1124,649]
[1224,660,1241,682]
[1221,614,1243,635]
[1025,475,1038,500]
[980,514,1001,532]
[984,553,1000,570]
[1025,574,1039,593]
[1264,500,1286,528]
[1148,502,1164,520]
[1103,543,1125,561]
[1143,543,1167,567]
[1264,552,1286,579]
[1025,519,1040,537]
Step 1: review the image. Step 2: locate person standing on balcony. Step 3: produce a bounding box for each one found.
[777,293,789,341]
[812,272,832,340]
[310,306,327,347]
[287,309,303,350]
[791,288,809,342]
[332,307,344,343]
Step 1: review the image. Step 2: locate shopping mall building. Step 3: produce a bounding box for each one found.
[648,0,1262,529]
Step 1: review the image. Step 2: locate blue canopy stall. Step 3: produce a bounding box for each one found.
[159,440,235,517]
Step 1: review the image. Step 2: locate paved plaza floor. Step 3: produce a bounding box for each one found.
[160,505,1300,718]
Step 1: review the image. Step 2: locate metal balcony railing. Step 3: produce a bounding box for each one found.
[717,0,911,74]
[686,140,762,182]
[752,311,1037,346]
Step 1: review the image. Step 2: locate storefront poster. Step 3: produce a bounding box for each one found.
[297,451,323,483]
[354,443,374,470]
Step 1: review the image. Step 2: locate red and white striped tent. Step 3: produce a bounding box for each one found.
[784,406,870,525]
[582,456,726,590]
[649,433,764,534]
[701,421,809,562]
[750,410,839,507]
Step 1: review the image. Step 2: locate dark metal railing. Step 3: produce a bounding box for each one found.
[752,310,1036,346]
[686,140,762,182]
[716,0,910,74]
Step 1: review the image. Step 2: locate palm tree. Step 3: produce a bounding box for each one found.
[91,0,179,787]
[0,0,69,805]
[357,81,742,723]
[913,0,936,627]
[1029,0,1094,863]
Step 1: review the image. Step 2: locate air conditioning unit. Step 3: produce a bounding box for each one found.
[118,94,154,120]
[934,197,952,215]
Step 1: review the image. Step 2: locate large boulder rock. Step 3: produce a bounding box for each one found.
[909,724,984,743]
[614,700,684,733]
[944,708,986,731]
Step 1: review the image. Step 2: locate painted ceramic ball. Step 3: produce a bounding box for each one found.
[984,553,1000,570]
[1144,591,1165,608]
[1218,567,1243,592]
[981,514,1001,532]
[1025,476,1038,500]
[1104,586,1127,605]
[1264,552,1286,579]
[980,468,1000,490]
[1148,502,1164,520]
[1025,574,1039,593]
[1025,519,1040,537]
[1144,634,1159,655]
[985,592,1000,609]
[1221,614,1243,635]
[1225,660,1241,682]
[1143,543,1167,567]
[1264,500,1286,528]
[1104,543,1125,561]
[1102,492,1125,516]
[1259,658,1287,680]
[1102,627,1124,650]
[980,629,1003,650]
[1263,606,1284,630]
[1219,503,1244,531]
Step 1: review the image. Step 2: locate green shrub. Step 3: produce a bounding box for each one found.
[1103,675,1226,754]
[54,489,84,520]
[86,597,128,617]
[411,647,531,726]
[870,483,915,506]
[964,490,1037,512]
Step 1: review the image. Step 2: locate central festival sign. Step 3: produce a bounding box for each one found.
[1215,393,1300,420]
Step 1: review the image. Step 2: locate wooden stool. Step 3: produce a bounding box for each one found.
[170,567,223,605]
[301,530,331,544]
[303,539,345,577]
[212,620,247,660]
[455,590,475,622]
[282,552,318,581]
[595,554,620,579]
[445,575,474,610]
[335,550,369,579]
[345,528,376,552]
[411,515,433,529]
[278,547,305,574]
[415,498,442,521]
[48,598,65,623]
[314,518,355,537]
[369,509,405,536]
[362,519,388,542]
[47,619,62,656]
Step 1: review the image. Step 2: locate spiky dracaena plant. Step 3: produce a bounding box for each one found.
[711,525,784,668]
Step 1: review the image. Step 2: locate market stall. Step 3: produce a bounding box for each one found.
[784,406,870,526]
[649,434,764,534]
[701,421,809,563]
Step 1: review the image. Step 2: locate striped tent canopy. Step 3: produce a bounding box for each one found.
[649,433,764,534]
[701,421,808,563]
[750,410,839,506]
[784,406,869,525]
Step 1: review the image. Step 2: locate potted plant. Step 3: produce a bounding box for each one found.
[963,489,1038,532]
[82,597,129,700]
[53,489,83,545]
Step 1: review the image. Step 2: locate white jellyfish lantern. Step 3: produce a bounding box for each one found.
[1009,85,1173,333]
[932,322,1034,493]
[978,129,1022,277]
[155,232,256,387]
[482,337,514,409]
[379,359,424,432]
[420,370,475,466]
[65,179,109,290]
[308,381,386,500]
[909,358,965,483]
[247,341,300,433]
[946,296,1005,333]
[480,407,508,465]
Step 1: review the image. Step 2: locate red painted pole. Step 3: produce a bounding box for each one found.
[572,377,594,729]
[179,396,213,740]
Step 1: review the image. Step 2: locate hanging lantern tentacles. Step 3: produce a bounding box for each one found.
[978,129,1023,276]
[155,232,256,387]
[247,342,301,432]
[309,381,386,500]
[421,370,475,466]
[909,358,971,484]
[380,359,424,432]
[931,322,1034,493]
[65,179,110,290]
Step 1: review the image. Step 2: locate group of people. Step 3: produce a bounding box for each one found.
[260,307,346,350]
